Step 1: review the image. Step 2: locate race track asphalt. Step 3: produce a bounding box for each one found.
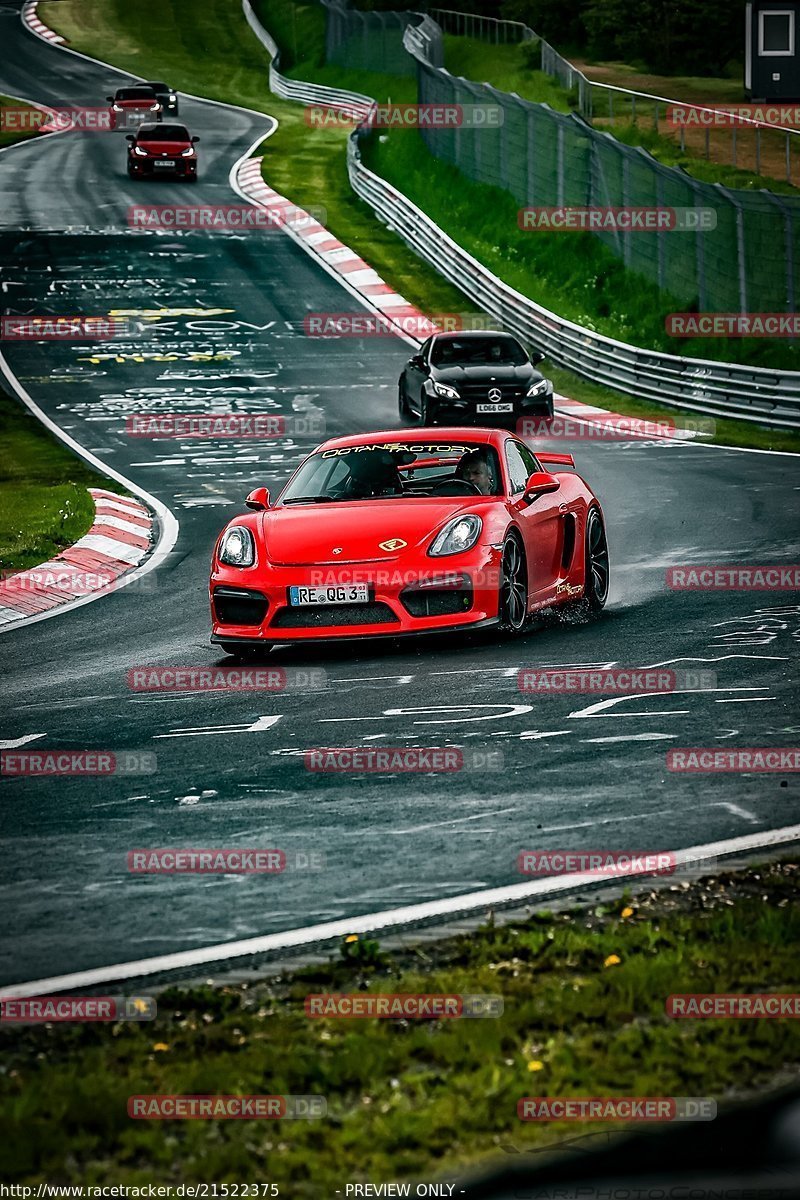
[1,3,799,989]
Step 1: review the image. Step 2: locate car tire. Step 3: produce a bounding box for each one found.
[418,391,433,426]
[398,379,411,421]
[544,396,555,419]
[498,534,529,634]
[584,507,609,611]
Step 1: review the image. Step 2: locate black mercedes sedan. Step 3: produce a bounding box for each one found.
[142,80,180,116]
[398,330,554,426]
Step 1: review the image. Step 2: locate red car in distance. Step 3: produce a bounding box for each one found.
[210,427,609,656]
[126,123,199,180]
[107,85,162,129]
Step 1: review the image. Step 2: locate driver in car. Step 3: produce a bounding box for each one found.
[456,448,495,495]
[343,450,404,498]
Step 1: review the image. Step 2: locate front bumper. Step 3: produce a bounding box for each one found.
[210,548,502,643]
[428,384,554,424]
[128,157,197,177]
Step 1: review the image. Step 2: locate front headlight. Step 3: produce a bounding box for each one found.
[180,147,195,157]
[433,381,460,400]
[526,379,549,397]
[133,145,148,156]
[429,514,482,557]
[150,103,160,111]
[169,94,177,102]
[112,103,123,111]
[218,527,255,567]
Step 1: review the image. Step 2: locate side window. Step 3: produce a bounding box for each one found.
[504,440,530,495]
[517,441,539,477]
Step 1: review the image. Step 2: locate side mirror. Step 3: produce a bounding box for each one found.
[125,134,135,142]
[409,354,424,369]
[531,350,545,365]
[245,486,271,511]
[523,470,560,501]
[106,97,115,103]
[191,135,200,143]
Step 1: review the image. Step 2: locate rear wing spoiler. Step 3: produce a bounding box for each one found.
[537,452,574,468]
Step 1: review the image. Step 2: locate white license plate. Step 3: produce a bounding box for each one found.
[477,403,513,413]
[154,160,176,167]
[289,584,369,606]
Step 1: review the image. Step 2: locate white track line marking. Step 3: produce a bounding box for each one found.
[389,807,519,835]
[582,733,678,743]
[0,734,45,749]
[519,729,572,740]
[3,824,799,996]
[715,802,759,823]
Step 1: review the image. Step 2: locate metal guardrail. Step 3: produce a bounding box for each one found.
[242,0,800,429]
[402,15,445,70]
[243,0,373,114]
[347,135,800,428]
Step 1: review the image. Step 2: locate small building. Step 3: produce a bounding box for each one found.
[746,2,800,99]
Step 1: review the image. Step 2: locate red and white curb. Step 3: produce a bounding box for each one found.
[236,157,442,342]
[21,1,66,44]
[0,489,153,628]
[553,395,707,440]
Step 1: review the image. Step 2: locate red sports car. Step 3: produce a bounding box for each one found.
[107,86,162,130]
[209,428,609,655]
[126,123,199,179]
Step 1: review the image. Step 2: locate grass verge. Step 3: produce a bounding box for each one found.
[1,859,798,1186]
[0,94,44,149]
[0,387,122,574]
[41,0,800,453]
[0,99,122,573]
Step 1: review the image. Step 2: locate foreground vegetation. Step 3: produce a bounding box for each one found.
[2,859,798,1186]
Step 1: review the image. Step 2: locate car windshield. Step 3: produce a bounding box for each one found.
[138,125,190,140]
[431,336,529,367]
[145,82,168,90]
[279,442,503,503]
[116,88,156,101]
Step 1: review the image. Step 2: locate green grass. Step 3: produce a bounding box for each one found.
[41,0,800,455]
[0,95,44,149]
[0,389,123,573]
[442,35,573,112]
[1,859,799,1186]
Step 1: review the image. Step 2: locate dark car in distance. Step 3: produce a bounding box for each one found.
[399,331,554,427]
[126,123,199,180]
[142,81,180,116]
